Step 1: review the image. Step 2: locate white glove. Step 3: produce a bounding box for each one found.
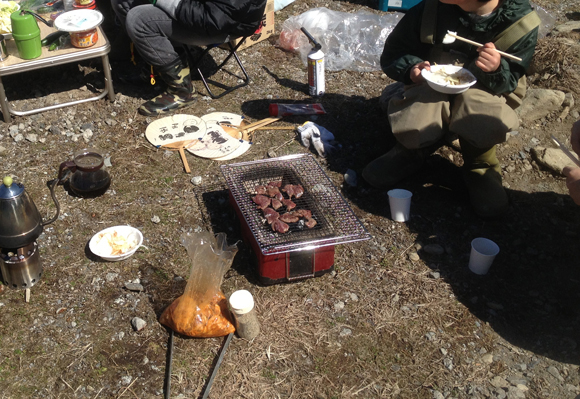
[296,122,336,157]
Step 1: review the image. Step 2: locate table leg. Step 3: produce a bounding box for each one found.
[0,76,12,123]
[101,54,115,102]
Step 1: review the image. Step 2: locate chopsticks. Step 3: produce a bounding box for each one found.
[218,117,284,141]
[445,31,523,62]
[551,135,580,168]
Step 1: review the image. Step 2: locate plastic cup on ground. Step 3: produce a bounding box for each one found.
[387,189,412,222]
[468,238,500,275]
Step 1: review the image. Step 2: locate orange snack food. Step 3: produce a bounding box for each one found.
[159,292,235,338]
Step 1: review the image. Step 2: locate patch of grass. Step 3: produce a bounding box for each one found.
[261,367,276,380]
[154,269,169,281]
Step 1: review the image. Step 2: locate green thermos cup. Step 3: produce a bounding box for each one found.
[10,10,41,60]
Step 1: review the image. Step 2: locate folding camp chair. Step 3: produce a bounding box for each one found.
[184,36,250,99]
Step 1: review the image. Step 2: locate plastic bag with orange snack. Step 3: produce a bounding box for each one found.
[159,231,238,338]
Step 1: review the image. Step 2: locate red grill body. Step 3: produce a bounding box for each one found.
[229,192,334,284]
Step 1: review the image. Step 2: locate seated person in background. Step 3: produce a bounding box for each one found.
[363,0,538,218]
[111,0,267,116]
[563,120,580,205]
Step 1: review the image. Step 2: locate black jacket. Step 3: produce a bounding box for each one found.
[156,0,267,37]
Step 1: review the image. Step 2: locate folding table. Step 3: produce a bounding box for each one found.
[0,23,115,123]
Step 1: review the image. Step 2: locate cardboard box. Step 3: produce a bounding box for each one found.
[221,0,274,51]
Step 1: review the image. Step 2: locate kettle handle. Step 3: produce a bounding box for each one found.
[42,178,60,227]
[58,160,76,183]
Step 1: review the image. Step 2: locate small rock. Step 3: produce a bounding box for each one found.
[334,301,345,311]
[106,273,118,282]
[408,252,420,261]
[443,358,453,370]
[482,353,494,364]
[515,384,528,392]
[490,376,509,388]
[348,293,358,302]
[344,169,357,187]
[82,129,93,142]
[120,375,132,385]
[151,215,160,224]
[513,363,527,372]
[429,271,440,279]
[125,283,144,292]
[432,390,444,399]
[339,328,352,337]
[532,146,578,175]
[190,176,202,186]
[25,134,38,143]
[507,386,526,399]
[13,134,24,142]
[131,317,147,332]
[0,146,6,155]
[425,331,436,341]
[547,365,564,381]
[440,348,448,356]
[423,244,445,255]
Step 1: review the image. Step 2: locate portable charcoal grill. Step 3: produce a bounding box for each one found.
[221,154,371,284]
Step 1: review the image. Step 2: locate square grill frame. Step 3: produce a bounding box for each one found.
[221,154,371,255]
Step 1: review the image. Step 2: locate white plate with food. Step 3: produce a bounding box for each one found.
[421,65,477,94]
[54,9,104,33]
[89,225,144,261]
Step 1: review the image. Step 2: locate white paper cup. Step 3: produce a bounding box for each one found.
[387,189,412,222]
[468,238,500,275]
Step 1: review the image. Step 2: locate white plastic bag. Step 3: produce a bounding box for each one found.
[277,7,403,72]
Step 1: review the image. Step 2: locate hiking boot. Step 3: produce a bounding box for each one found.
[362,142,426,189]
[460,138,509,218]
[138,58,197,116]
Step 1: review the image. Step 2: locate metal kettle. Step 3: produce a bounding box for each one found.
[0,176,60,249]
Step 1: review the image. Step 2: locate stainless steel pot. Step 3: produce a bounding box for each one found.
[0,176,59,249]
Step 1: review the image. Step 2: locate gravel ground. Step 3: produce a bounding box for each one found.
[0,0,578,398]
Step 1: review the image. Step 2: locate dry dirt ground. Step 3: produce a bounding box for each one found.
[0,0,579,398]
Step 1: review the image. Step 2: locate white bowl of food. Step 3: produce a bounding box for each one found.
[421,65,477,94]
[89,225,144,261]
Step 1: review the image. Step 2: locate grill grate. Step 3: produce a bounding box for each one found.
[221,154,371,255]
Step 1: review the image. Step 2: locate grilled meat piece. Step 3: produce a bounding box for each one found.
[266,186,281,198]
[293,185,304,198]
[279,213,300,223]
[267,181,282,188]
[281,184,295,198]
[274,192,284,201]
[271,198,283,210]
[263,208,279,224]
[255,185,267,195]
[294,209,312,219]
[281,198,296,210]
[271,219,289,233]
[305,217,317,228]
[252,194,271,210]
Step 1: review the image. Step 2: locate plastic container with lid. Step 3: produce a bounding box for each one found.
[228,290,260,340]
